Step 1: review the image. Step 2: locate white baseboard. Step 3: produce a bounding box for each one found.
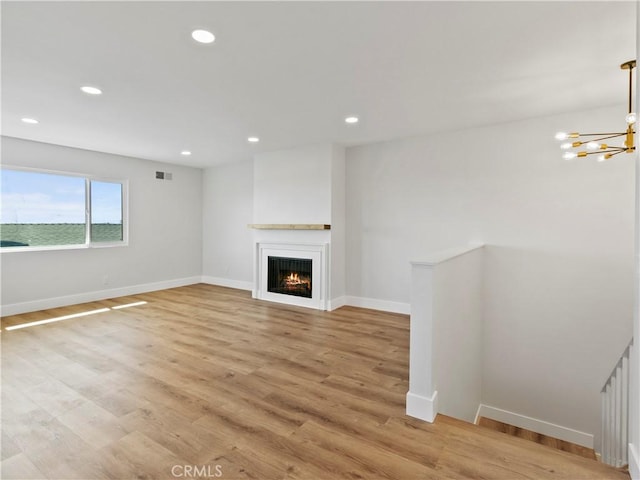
[2,277,410,317]
[473,404,483,425]
[0,276,201,317]
[328,296,347,311]
[477,404,594,449]
[406,390,438,423]
[630,443,640,480]
[199,279,400,314]
[201,276,253,291]
[345,295,410,315]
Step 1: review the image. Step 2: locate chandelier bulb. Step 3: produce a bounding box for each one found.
[563,152,577,160]
[560,142,572,150]
[555,132,580,140]
[586,141,599,150]
[626,112,637,124]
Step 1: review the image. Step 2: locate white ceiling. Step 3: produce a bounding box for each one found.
[1,1,637,168]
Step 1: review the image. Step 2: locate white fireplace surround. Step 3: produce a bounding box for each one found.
[254,242,328,310]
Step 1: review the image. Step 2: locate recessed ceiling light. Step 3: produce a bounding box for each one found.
[192,29,215,44]
[247,137,260,143]
[21,117,39,124]
[81,86,102,95]
[181,151,192,156]
[345,116,359,124]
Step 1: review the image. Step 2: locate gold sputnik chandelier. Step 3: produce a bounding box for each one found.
[555,60,636,162]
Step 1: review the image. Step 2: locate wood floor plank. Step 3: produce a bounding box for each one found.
[478,416,598,460]
[118,403,227,465]
[56,401,128,450]
[291,420,443,479]
[25,378,88,418]
[1,284,630,480]
[98,431,183,479]
[0,453,47,479]
[1,431,22,461]
[23,434,96,480]
[206,449,285,480]
[437,415,626,479]
[74,380,149,418]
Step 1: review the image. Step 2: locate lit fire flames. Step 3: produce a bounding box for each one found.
[284,272,310,289]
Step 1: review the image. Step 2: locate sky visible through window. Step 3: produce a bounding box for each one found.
[91,181,123,225]
[1,169,122,224]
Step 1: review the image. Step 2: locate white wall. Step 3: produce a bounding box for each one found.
[253,144,333,224]
[202,160,254,289]
[346,105,635,442]
[330,144,346,302]
[1,137,203,314]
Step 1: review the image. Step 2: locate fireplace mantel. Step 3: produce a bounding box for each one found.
[248,224,331,230]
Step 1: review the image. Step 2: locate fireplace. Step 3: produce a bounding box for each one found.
[267,256,312,298]
[255,242,328,310]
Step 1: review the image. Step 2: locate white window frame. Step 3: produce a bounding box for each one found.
[0,166,129,252]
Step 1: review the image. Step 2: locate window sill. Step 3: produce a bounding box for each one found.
[0,242,128,253]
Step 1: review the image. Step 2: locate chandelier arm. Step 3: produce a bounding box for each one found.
[580,150,619,156]
[575,133,626,138]
[591,149,626,156]
[607,150,628,158]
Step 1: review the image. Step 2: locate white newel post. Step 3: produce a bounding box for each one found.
[406,262,438,422]
[406,245,484,424]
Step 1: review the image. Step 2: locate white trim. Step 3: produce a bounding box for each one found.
[406,390,439,423]
[255,242,328,310]
[345,295,410,315]
[630,443,640,480]
[0,276,201,317]
[201,276,252,291]
[328,296,347,311]
[477,404,594,449]
[411,243,484,267]
[473,404,483,425]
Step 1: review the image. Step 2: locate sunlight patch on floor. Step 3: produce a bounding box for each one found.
[4,300,148,331]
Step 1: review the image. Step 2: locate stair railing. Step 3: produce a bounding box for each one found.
[601,339,634,467]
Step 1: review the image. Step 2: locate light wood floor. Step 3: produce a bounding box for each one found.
[477,417,598,460]
[1,284,630,479]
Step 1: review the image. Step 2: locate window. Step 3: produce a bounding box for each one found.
[1,168,127,250]
[90,181,124,243]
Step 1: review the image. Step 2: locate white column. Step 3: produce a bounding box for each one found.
[406,262,438,422]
